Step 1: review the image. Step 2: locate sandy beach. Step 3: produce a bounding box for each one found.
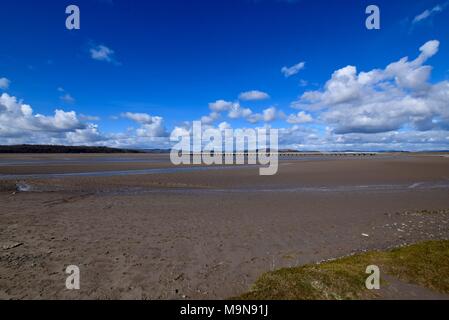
[1,153,449,299]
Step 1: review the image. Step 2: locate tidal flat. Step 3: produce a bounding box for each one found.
[1,153,449,299]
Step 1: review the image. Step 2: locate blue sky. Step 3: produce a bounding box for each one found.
[1,0,449,150]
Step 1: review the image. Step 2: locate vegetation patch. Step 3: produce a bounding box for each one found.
[0,180,19,192]
[236,240,449,300]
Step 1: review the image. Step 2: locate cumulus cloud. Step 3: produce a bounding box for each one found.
[136,117,167,137]
[239,90,270,101]
[170,126,190,139]
[0,92,171,147]
[0,92,100,146]
[287,111,313,124]
[218,121,231,131]
[122,112,168,137]
[207,100,252,121]
[294,40,449,135]
[201,111,220,125]
[66,124,104,144]
[0,93,84,134]
[263,107,277,122]
[208,100,234,112]
[0,77,10,90]
[227,104,277,123]
[277,125,449,152]
[122,112,154,124]
[3,39,447,151]
[206,99,279,124]
[228,103,253,119]
[281,61,305,77]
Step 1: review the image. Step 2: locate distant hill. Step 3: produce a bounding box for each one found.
[140,149,171,153]
[0,145,142,154]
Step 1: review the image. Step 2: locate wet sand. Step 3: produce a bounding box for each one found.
[1,154,449,299]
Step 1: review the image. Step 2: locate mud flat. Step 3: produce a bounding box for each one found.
[0,153,449,299]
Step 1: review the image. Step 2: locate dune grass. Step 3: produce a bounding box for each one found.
[236,240,449,300]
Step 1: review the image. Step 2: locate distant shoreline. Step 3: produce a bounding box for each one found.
[0,145,142,154]
[0,144,448,154]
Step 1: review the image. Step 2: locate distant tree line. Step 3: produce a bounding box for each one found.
[0,145,142,154]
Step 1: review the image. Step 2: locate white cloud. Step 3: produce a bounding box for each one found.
[66,124,104,144]
[60,93,75,104]
[206,99,278,124]
[299,79,308,87]
[170,126,190,138]
[208,100,234,112]
[122,112,154,124]
[294,40,449,135]
[246,113,263,124]
[203,95,286,126]
[0,93,88,144]
[413,3,447,24]
[58,88,75,104]
[2,39,447,151]
[281,61,305,77]
[239,90,270,101]
[218,121,231,131]
[201,111,220,125]
[228,103,253,119]
[416,40,440,61]
[0,77,10,90]
[90,44,117,63]
[277,125,449,152]
[263,107,277,122]
[79,114,100,121]
[136,116,167,137]
[122,112,168,137]
[0,92,173,147]
[287,111,313,124]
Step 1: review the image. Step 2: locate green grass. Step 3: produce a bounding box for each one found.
[236,240,449,300]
